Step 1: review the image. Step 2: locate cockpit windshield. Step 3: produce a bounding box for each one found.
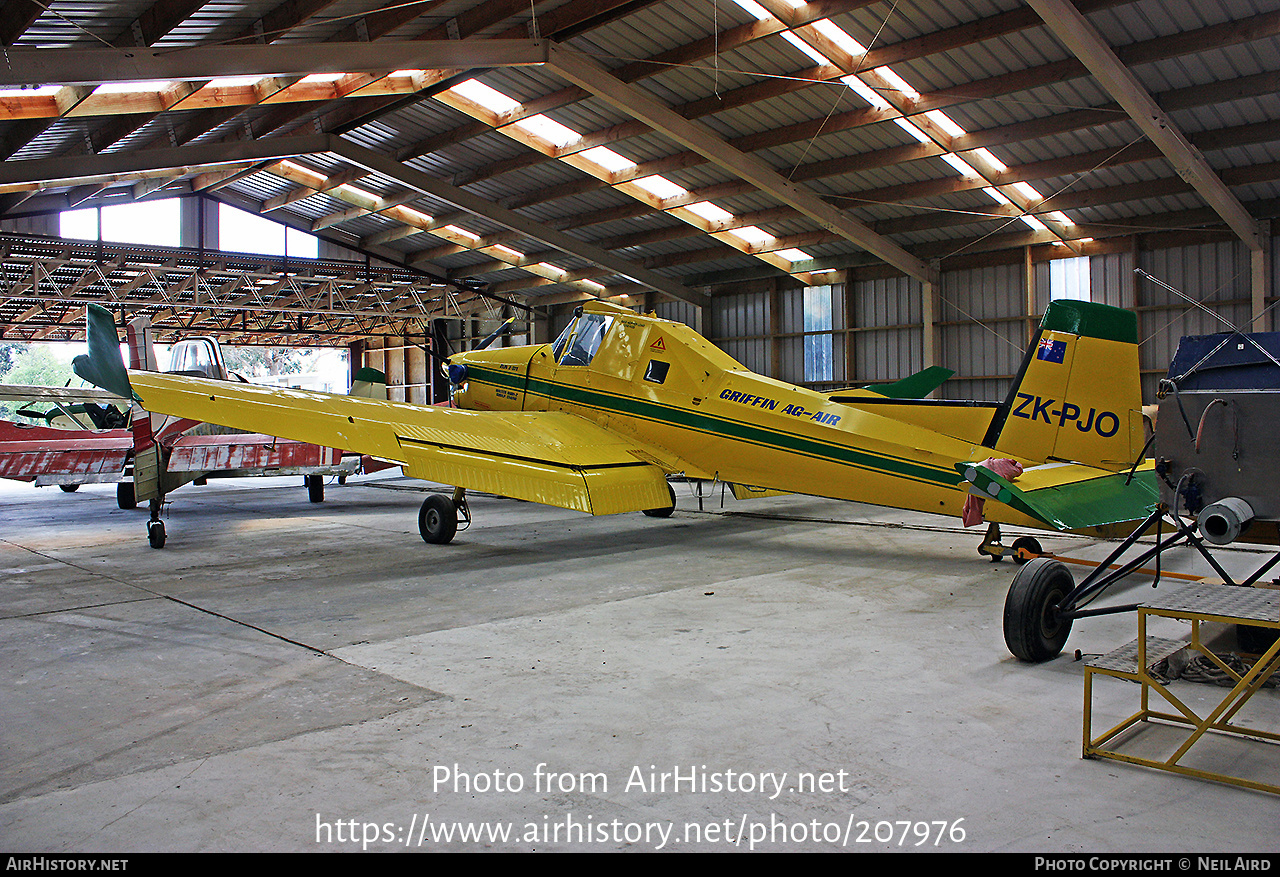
[552,313,614,366]
[168,339,222,380]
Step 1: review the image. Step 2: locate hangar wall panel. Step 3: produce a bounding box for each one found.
[653,299,700,329]
[848,275,922,387]
[710,289,768,375]
[1136,240,1254,402]
[939,264,1026,403]
[1,215,59,237]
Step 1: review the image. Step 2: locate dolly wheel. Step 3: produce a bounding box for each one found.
[1004,558,1074,662]
[1011,536,1043,565]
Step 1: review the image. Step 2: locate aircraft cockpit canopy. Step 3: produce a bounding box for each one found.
[553,312,615,367]
[168,338,226,381]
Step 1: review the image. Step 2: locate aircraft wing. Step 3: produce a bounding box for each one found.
[957,460,1159,531]
[165,432,346,473]
[0,419,132,481]
[0,384,126,405]
[97,371,674,515]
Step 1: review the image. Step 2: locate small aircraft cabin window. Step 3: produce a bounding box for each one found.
[644,360,670,384]
[553,313,614,366]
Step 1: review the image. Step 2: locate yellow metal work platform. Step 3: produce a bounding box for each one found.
[1083,582,1280,795]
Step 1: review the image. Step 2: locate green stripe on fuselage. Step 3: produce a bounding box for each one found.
[465,365,964,489]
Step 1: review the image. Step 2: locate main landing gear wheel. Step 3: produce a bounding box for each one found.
[117,481,137,510]
[642,484,677,518]
[418,494,458,544]
[1004,558,1074,662]
[59,484,79,493]
[147,519,166,549]
[306,474,324,503]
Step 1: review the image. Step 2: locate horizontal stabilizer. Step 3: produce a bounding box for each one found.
[868,366,955,399]
[956,460,1158,531]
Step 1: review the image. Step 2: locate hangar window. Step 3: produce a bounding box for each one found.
[219,203,318,258]
[803,285,834,383]
[61,199,181,247]
[1050,256,1090,301]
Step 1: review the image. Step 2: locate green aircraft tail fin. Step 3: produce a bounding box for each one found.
[72,305,134,400]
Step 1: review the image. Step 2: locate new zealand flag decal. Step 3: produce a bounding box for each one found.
[1037,338,1066,363]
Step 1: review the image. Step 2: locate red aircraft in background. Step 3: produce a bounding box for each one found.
[1,317,392,547]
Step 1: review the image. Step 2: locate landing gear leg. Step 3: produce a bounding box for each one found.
[147,498,166,549]
[452,487,471,530]
[977,521,1005,562]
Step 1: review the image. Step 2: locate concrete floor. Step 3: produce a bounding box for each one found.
[1,472,1277,853]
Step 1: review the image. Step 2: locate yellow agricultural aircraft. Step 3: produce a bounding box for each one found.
[73,298,1159,658]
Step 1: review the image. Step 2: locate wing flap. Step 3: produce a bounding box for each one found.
[396,414,672,515]
[957,460,1158,531]
[399,441,669,515]
[730,483,792,499]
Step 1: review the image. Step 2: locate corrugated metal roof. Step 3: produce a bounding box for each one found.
[0,0,1273,332]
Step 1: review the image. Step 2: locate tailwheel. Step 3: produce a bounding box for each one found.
[418,494,458,544]
[1011,536,1043,565]
[642,484,677,518]
[1004,558,1074,662]
[147,519,166,549]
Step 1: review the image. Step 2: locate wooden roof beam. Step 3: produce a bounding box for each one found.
[1026,0,1262,251]
[546,46,936,285]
